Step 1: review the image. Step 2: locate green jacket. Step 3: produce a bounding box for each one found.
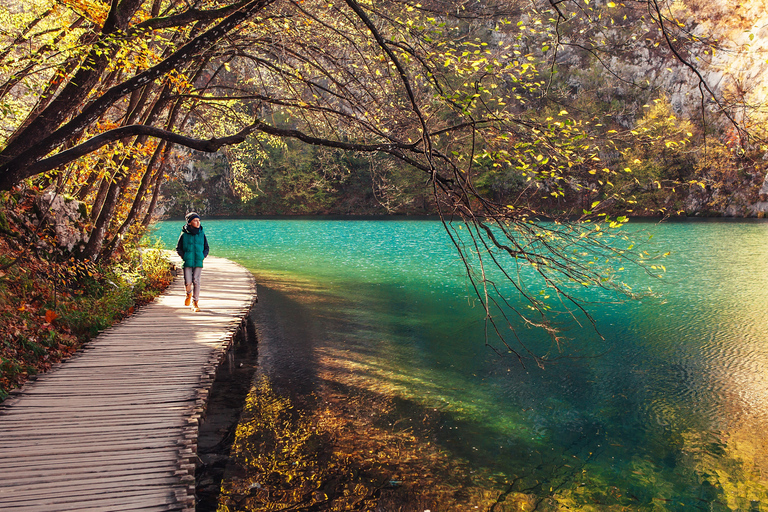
[175,224,209,268]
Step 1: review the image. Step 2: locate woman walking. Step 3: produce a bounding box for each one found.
[175,212,209,312]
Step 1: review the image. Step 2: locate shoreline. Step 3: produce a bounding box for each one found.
[195,306,260,511]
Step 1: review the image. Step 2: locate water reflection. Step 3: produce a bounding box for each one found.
[220,373,513,511]
[219,279,768,511]
[150,219,768,509]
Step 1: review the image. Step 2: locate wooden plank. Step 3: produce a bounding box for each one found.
[0,418,186,427]
[0,438,181,456]
[66,500,183,512]
[0,411,189,424]
[0,467,179,492]
[1,397,197,407]
[0,427,182,442]
[0,403,191,414]
[0,422,188,438]
[12,388,200,397]
[5,501,182,512]
[0,487,179,510]
[2,374,204,386]
[0,426,187,441]
[0,448,179,468]
[0,459,180,476]
[0,413,190,425]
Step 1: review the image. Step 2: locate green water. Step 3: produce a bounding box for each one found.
[152,218,768,509]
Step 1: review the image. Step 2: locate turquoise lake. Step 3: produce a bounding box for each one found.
[152,218,768,510]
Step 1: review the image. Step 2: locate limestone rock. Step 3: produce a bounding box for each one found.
[35,191,90,253]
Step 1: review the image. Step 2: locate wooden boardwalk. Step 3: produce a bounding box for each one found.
[0,255,257,511]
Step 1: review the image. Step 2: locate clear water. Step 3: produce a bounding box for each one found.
[152,218,768,510]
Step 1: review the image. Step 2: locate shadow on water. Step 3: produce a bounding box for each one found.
[196,286,645,511]
[196,306,260,512]
[245,281,325,398]
[196,283,331,511]
[198,279,767,512]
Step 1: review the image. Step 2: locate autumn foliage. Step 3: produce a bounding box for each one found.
[0,188,173,400]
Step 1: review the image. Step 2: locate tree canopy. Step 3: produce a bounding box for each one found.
[1,0,765,356]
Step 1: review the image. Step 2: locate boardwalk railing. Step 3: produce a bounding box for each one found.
[0,255,256,512]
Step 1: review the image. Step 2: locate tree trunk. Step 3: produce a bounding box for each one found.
[76,169,100,201]
[142,163,167,228]
[80,174,128,260]
[90,171,114,223]
[100,142,166,259]
[87,81,173,258]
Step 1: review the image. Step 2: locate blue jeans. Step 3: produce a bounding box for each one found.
[183,267,202,301]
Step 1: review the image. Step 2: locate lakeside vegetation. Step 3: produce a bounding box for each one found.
[164,104,768,218]
[0,189,173,400]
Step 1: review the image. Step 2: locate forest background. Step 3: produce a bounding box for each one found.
[154,0,768,218]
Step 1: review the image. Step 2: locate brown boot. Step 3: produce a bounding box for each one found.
[184,292,192,306]
[192,300,200,312]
